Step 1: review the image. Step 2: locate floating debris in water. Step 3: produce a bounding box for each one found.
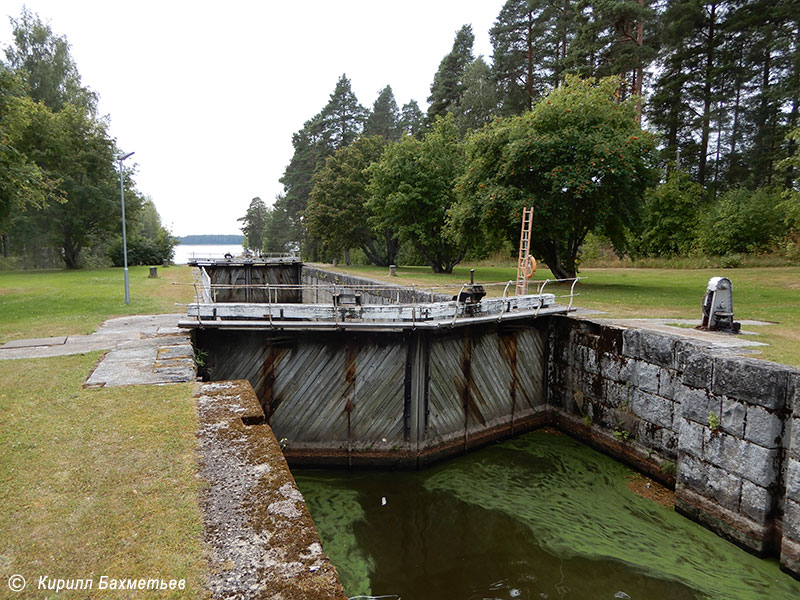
[381,496,387,506]
[614,593,631,599]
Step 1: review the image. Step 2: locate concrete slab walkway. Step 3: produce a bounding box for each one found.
[579,316,772,350]
[0,314,196,387]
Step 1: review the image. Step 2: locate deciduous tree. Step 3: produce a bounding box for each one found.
[305,135,397,266]
[5,8,96,112]
[453,76,656,278]
[0,65,57,236]
[368,116,467,273]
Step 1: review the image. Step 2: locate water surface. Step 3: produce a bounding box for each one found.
[173,243,244,264]
[294,431,800,600]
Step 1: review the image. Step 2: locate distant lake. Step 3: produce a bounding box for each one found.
[173,243,244,264]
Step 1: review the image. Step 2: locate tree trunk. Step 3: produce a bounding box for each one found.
[787,27,800,188]
[445,246,468,274]
[62,242,81,269]
[360,235,398,267]
[385,234,399,266]
[752,46,773,186]
[546,259,573,280]
[526,11,534,110]
[344,248,351,266]
[698,2,717,187]
[633,0,645,124]
[540,241,575,279]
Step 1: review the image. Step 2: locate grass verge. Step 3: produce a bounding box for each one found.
[0,265,196,344]
[0,353,205,598]
[319,263,800,367]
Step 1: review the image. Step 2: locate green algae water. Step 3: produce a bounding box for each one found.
[293,431,800,600]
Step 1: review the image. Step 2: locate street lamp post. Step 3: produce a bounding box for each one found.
[118,151,135,304]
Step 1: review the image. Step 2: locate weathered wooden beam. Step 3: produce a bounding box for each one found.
[186,294,558,322]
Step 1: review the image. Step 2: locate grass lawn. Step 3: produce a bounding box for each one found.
[0,265,196,344]
[321,263,800,368]
[0,355,204,598]
[0,266,204,598]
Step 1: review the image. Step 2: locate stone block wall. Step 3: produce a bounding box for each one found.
[547,315,799,577]
[785,374,800,574]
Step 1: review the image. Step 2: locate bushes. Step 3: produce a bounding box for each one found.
[698,188,786,255]
[107,230,177,267]
[638,170,703,257]
[632,179,793,264]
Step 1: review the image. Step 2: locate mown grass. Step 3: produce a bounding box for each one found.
[0,354,204,598]
[0,265,195,344]
[0,266,204,598]
[323,263,800,368]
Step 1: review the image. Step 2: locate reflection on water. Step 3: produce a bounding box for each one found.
[294,431,800,600]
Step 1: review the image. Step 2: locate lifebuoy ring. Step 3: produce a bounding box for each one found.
[524,255,537,279]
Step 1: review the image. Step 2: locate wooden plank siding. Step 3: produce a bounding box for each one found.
[204,263,301,303]
[192,321,547,467]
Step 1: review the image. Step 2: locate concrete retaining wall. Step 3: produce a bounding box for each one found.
[547,315,800,577]
[301,265,451,305]
[195,380,347,599]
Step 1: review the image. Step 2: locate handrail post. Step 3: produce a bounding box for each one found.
[412,284,417,328]
[193,282,202,325]
[452,284,466,326]
[267,284,273,327]
[568,278,579,311]
[535,279,550,317]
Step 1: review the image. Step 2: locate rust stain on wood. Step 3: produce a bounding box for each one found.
[460,330,486,435]
[500,330,518,433]
[264,343,289,418]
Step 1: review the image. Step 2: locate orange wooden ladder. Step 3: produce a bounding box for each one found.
[515,206,534,296]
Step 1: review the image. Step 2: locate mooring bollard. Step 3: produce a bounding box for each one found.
[389,264,397,277]
[149,267,158,278]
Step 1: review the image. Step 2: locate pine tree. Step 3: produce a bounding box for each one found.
[399,100,425,137]
[734,0,799,187]
[237,197,269,254]
[364,85,401,141]
[278,75,367,257]
[491,0,583,114]
[491,0,543,114]
[427,25,475,121]
[318,74,368,150]
[567,0,657,115]
[648,0,799,191]
[278,114,327,250]
[305,136,398,265]
[649,0,730,187]
[450,57,500,136]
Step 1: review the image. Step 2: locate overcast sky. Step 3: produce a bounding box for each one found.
[1,1,507,236]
